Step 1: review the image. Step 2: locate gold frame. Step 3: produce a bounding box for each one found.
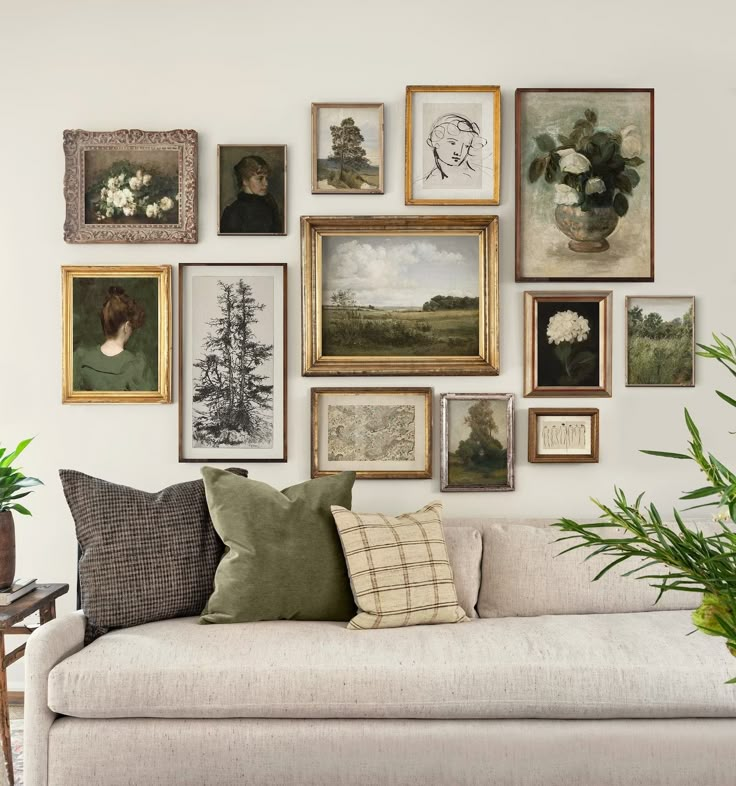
[61,265,172,403]
[311,387,432,480]
[301,215,499,376]
[625,296,696,387]
[528,408,600,463]
[311,103,384,194]
[405,85,501,206]
[524,291,612,397]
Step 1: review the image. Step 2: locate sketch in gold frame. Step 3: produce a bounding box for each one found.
[311,103,384,194]
[528,408,599,463]
[311,387,432,480]
[524,291,612,397]
[61,265,172,403]
[301,215,499,376]
[405,86,501,206]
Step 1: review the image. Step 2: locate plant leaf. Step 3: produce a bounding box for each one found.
[613,192,629,216]
[641,449,691,460]
[535,134,556,153]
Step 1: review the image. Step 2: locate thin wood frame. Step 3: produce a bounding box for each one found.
[311,387,432,479]
[217,144,287,236]
[524,291,612,397]
[301,214,499,376]
[178,263,288,462]
[625,296,696,387]
[528,408,599,463]
[440,392,514,492]
[63,129,198,243]
[515,88,654,282]
[405,85,501,206]
[311,103,384,194]
[61,266,172,403]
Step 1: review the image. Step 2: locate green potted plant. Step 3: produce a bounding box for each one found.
[528,109,645,252]
[0,438,43,588]
[553,335,736,679]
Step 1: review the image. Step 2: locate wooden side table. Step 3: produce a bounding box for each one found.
[0,583,68,786]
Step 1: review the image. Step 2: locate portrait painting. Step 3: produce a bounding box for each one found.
[516,89,654,281]
[62,266,171,403]
[524,291,612,397]
[179,264,286,462]
[63,129,197,243]
[440,393,514,492]
[626,296,695,386]
[218,145,286,236]
[405,86,500,205]
[311,388,432,479]
[528,408,599,463]
[312,103,384,193]
[302,215,499,376]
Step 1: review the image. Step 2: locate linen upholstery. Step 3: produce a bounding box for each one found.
[475,519,709,618]
[59,468,247,640]
[443,526,481,618]
[200,468,356,623]
[47,612,736,720]
[332,501,467,629]
[45,717,736,786]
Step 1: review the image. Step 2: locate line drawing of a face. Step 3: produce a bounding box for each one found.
[425,113,487,182]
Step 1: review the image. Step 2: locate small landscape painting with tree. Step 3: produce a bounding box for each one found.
[627,297,695,386]
[312,104,383,193]
[442,393,513,491]
[321,235,480,357]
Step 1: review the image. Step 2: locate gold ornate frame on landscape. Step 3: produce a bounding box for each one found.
[61,265,172,403]
[301,215,499,376]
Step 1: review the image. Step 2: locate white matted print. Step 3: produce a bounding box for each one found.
[528,408,599,463]
[179,264,286,462]
[406,86,500,205]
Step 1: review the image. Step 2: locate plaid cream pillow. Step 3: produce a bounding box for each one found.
[331,501,468,630]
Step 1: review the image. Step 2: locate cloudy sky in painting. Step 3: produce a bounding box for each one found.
[321,235,479,308]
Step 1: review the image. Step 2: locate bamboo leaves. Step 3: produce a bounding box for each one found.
[0,437,43,515]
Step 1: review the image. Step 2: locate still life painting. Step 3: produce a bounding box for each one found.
[179,264,286,462]
[626,296,695,386]
[312,103,383,194]
[440,393,514,491]
[62,265,171,403]
[302,216,499,375]
[311,388,432,479]
[63,129,198,243]
[528,408,599,463]
[516,89,653,281]
[524,291,612,397]
[406,86,500,205]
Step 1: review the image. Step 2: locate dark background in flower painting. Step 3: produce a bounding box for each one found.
[536,300,600,387]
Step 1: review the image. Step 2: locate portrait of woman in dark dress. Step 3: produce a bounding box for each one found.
[219,154,284,235]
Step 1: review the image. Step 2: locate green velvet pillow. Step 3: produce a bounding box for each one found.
[200,467,356,623]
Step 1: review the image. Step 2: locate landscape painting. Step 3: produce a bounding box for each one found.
[178,264,286,462]
[312,103,383,193]
[626,296,695,386]
[515,89,653,281]
[440,393,513,491]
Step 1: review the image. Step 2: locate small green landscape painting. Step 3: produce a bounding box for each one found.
[626,297,694,386]
[321,235,480,357]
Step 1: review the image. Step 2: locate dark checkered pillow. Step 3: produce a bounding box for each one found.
[59,468,247,642]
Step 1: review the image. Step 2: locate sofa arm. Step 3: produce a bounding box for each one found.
[24,611,86,786]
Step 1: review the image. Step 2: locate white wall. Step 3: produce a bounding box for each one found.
[1,0,734,689]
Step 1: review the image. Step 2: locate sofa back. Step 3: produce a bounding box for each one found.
[445,517,709,618]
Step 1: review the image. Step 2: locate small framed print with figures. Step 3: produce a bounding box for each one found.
[405,86,500,205]
[63,129,197,243]
[62,266,172,403]
[528,408,599,463]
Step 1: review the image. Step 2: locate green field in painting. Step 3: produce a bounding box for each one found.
[447,454,507,487]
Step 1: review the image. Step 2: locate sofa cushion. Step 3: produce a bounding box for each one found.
[48,611,736,720]
[443,527,481,619]
[476,520,707,618]
[332,501,468,629]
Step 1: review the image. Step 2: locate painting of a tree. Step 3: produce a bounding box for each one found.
[193,279,273,447]
[329,118,369,180]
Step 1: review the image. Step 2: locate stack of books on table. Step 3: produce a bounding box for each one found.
[0,577,36,605]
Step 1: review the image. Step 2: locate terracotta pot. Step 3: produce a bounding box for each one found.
[554,204,619,253]
[0,511,15,589]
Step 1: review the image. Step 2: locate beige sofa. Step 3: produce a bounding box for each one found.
[25,518,736,786]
